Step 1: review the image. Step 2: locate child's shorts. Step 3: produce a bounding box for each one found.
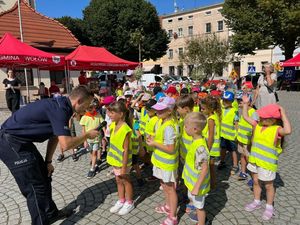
[237,142,250,157]
[87,142,100,152]
[132,154,139,165]
[220,137,237,152]
[113,166,132,176]
[153,166,177,183]
[247,163,276,181]
[188,191,206,209]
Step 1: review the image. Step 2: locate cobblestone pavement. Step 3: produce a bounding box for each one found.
[0,91,300,225]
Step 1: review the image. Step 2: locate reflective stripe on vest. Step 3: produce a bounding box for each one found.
[202,113,221,157]
[182,138,210,195]
[248,125,282,172]
[151,119,179,171]
[221,108,237,141]
[144,116,159,152]
[237,108,255,144]
[139,107,149,134]
[107,122,132,167]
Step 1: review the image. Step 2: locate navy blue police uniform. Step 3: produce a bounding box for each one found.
[0,96,73,225]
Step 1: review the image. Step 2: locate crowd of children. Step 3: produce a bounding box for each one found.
[59,79,291,225]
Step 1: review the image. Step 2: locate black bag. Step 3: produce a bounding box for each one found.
[265,84,279,102]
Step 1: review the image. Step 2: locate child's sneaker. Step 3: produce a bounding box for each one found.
[217,161,226,170]
[72,154,79,162]
[118,201,134,215]
[110,200,124,213]
[245,201,261,212]
[160,216,178,225]
[238,172,248,180]
[56,154,64,163]
[86,170,96,179]
[247,179,254,188]
[231,166,239,175]
[262,207,274,221]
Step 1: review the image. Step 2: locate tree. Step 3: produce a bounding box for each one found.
[56,16,91,45]
[181,34,231,80]
[222,0,300,60]
[83,0,169,62]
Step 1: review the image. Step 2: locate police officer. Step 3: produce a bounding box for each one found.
[0,85,100,225]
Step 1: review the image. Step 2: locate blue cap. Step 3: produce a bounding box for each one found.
[222,91,234,101]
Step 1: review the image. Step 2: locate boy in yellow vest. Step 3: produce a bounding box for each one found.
[218,91,239,175]
[236,91,256,180]
[183,112,210,225]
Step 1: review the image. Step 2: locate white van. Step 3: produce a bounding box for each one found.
[140,73,163,88]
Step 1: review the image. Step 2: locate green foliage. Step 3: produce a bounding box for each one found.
[83,0,169,62]
[134,66,143,81]
[55,16,91,45]
[181,34,231,78]
[222,0,300,59]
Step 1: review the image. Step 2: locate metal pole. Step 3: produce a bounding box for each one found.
[17,0,30,103]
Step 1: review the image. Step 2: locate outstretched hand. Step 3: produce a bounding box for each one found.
[242,95,250,104]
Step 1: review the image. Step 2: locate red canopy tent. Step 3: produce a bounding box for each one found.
[65,45,139,71]
[282,53,300,67]
[0,33,65,69]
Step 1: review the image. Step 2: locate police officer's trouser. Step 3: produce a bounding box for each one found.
[0,132,58,225]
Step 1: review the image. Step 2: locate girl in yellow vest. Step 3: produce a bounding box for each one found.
[236,91,256,180]
[201,96,222,190]
[242,96,291,221]
[146,97,179,225]
[106,101,135,216]
[183,112,210,225]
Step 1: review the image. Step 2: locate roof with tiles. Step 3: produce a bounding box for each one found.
[0,0,80,51]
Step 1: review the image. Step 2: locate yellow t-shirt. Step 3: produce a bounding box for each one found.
[80,113,104,143]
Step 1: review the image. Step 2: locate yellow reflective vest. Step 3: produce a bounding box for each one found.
[107,122,132,167]
[139,107,149,135]
[131,122,140,155]
[202,113,221,157]
[221,107,237,141]
[179,118,193,160]
[249,125,282,172]
[193,105,200,112]
[182,138,210,196]
[151,119,179,171]
[144,116,159,152]
[237,108,255,145]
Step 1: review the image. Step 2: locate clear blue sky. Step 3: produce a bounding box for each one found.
[36,0,223,18]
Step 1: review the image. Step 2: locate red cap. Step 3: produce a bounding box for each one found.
[242,81,254,89]
[256,104,281,119]
[210,90,221,97]
[165,86,177,95]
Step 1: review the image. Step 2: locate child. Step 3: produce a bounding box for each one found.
[242,97,291,221]
[80,99,104,178]
[183,112,210,225]
[218,91,239,175]
[201,96,222,190]
[146,97,179,225]
[236,91,255,180]
[176,95,194,161]
[107,101,134,216]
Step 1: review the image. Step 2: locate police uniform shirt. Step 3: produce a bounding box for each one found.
[1,96,73,143]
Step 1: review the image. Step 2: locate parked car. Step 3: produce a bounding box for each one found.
[140,73,163,88]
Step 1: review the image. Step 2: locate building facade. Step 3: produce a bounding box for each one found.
[144,3,300,78]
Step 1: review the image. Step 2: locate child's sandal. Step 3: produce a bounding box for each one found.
[155,204,170,214]
[185,204,196,213]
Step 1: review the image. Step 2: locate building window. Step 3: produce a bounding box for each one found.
[168,49,174,59]
[168,29,173,38]
[178,48,184,57]
[206,23,211,33]
[188,65,194,76]
[205,11,211,15]
[168,19,173,23]
[177,65,183,76]
[188,15,193,20]
[218,21,224,31]
[178,17,183,21]
[178,28,183,37]
[188,26,193,36]
[261,61,268,70]
[14,68,33,86]
[248,62,254,67]
[50,71,65,85]
[218,8,222,13]
[169,66,175,75]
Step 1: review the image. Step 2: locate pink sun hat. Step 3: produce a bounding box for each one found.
[152,96,175,111]
[256,104,281,119]
[102,96,115,106]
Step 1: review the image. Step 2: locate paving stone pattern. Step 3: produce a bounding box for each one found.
[0,91,300,225]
